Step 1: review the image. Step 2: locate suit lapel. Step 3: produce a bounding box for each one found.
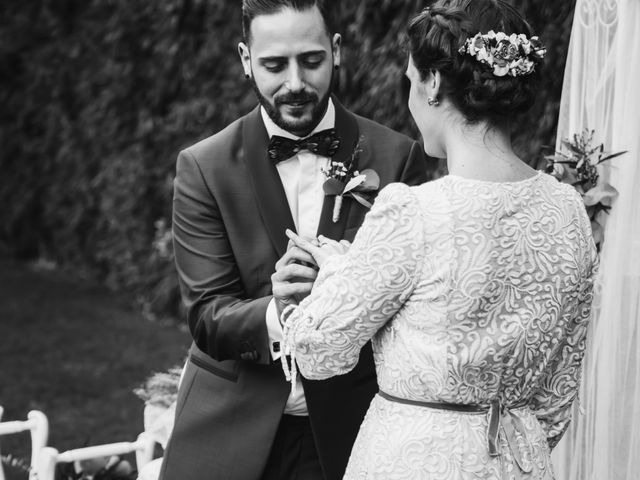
[316,98,360,240]
[242,106,295,258]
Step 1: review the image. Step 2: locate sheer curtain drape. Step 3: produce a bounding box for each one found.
[551,0,640,478]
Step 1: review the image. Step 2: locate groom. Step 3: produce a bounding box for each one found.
[159,1,427,479]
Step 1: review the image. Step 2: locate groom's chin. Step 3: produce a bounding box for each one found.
[276,110,317,134]
[280,98,317,116]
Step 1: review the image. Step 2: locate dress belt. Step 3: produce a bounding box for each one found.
[378,390,533,474]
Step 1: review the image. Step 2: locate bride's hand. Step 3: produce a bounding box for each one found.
[285,229,350,269]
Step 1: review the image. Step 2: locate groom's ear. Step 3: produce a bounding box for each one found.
[331,34,341,68]
[238,42,251,78]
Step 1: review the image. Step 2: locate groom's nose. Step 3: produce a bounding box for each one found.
[284,63,305,92]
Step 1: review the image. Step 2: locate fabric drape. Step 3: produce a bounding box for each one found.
[552,0,640,478]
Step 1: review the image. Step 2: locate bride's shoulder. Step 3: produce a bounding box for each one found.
[374,182,444,218]
[378,181,412,197]
[379,180,445,202]
[537,172,586,204]
[377,181,429,204]
[370,183,426,217]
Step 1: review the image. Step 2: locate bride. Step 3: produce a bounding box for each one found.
[281,0,598,478]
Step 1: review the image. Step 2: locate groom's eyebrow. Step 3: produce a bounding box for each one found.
[258,50,327,61]
[258,54,286,61]
[299,50,326,57]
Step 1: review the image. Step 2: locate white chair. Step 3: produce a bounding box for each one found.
[0,406,49,480]
[37,432,156,480]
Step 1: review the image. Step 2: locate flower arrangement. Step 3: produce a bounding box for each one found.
[459,30,546,77]
[545,129,626,250]
[321,136,380,222]
[133,366,182,454]
[133,366,182,408]
[1,453,32,478]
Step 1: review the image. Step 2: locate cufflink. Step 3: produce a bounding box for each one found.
[273,341,281,353]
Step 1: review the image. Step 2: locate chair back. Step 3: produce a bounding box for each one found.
[37,432,156,480]
[0,407,49,480]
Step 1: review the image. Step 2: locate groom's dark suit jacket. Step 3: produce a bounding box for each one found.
[159,98,427,480]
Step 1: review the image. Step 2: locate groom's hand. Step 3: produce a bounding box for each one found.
[285,230,350,268]
[271,238,319,317]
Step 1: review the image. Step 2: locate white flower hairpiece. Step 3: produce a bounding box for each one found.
[458,30,546,77]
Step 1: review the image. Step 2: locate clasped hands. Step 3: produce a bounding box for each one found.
[271,229,350,318]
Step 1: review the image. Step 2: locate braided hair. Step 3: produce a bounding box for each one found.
[407,0,541,127]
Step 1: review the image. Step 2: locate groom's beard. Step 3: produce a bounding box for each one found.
[249,73,333,137]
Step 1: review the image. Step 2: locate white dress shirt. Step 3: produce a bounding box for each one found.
[262,99,335,416]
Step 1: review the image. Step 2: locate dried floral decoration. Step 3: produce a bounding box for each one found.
[321,136,380,222]
[459,30,546,77]
[545,129,626,250]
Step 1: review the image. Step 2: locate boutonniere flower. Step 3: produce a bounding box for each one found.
[321,137,380,222]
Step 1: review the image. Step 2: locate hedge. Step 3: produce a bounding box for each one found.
[0,0,575,320]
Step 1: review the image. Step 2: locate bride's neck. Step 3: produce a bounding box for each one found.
[443,119,534,181]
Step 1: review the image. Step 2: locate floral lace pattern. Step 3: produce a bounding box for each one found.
[285,175,597,479]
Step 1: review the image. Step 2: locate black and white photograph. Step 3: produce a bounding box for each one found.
[1,1,638,479]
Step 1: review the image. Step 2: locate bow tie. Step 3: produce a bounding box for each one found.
[267,129,341,164]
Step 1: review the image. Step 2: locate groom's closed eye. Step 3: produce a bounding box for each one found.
[261,58,287,72]
[259,52,326,73]
[298,52,326,69]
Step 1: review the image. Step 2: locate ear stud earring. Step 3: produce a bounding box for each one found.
[427,96,439,106]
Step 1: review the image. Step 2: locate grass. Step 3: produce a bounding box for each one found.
[0,259,191,475]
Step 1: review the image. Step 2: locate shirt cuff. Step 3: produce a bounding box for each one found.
[266,297,284,361]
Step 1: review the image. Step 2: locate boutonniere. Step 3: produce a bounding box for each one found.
[321,137,380,223]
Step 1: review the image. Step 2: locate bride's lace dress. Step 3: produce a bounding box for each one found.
[284,175,598,479]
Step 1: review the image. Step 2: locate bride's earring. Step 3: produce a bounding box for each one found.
[427,96,439,106]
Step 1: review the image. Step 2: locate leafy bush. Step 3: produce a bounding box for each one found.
[0,0,575,321]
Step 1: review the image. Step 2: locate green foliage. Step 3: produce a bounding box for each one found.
[509,0,577,166]
[544,129,627,250]
[333,0,576,165]
[0,0,575,320]
[0,260,190,468]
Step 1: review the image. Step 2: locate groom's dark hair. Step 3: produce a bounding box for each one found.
[242,0,336,43]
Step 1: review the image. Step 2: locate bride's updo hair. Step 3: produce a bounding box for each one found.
[407,0,542,126]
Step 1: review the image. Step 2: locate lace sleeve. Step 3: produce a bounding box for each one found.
[282,183,424,382]
[530,194,599,449]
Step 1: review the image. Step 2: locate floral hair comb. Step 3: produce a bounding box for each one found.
[458,31,546,77]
